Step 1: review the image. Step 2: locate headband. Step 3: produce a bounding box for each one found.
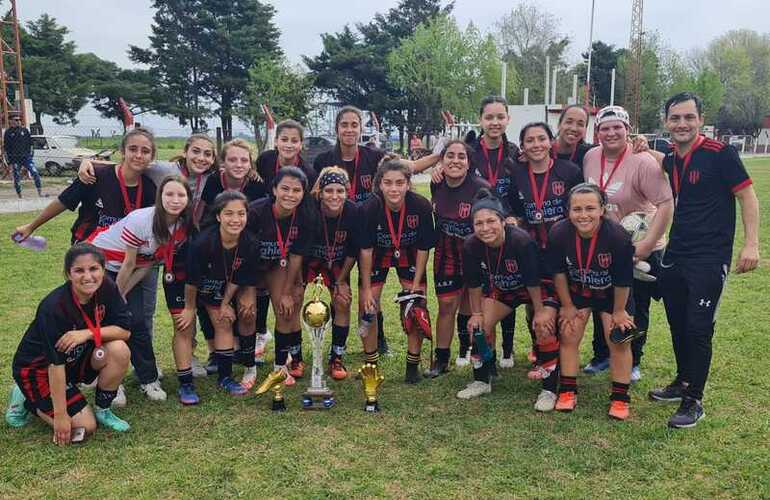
[471,197,506,219]
[319,171,349,189]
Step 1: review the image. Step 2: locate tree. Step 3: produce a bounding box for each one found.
[89,60,159,132]
[663,50,724,124]
[494,2,570,105]
[574,41,626,107]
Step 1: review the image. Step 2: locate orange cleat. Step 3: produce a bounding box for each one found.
[555,392,577,412]
[329,359,348,380]
[608,400,630,420]
[288,360,305,379]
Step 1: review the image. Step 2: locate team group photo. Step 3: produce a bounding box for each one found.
[0,0,768,498]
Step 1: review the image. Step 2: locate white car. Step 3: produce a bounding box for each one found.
[31,135,99,176]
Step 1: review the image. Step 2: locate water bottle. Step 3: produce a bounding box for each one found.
[11,234,47,251]
[472,327,493,364]
[357,312,375,338]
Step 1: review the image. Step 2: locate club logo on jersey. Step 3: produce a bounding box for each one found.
[289,226,298,240]
[95,198,104,209]
[335,230,347,243]
[96,304,106,322]
[505,259,518,273]
[598,253,612,268]
[233,257,243,270]
[689,170,700,184]
[551,181,565,196]
[458,202,471,218]
[407,215,419,229]
[360,175,372,190]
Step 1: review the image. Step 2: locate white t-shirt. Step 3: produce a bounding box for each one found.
[91,206,171,272]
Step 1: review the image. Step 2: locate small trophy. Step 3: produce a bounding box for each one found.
[358,363,384,412]
[255,369,288,411]
[301,275,335,410]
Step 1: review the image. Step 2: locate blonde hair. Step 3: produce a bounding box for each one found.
[311,166,350,199]
[220,138,261,182]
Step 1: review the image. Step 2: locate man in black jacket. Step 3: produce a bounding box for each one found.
[3,114,43,198]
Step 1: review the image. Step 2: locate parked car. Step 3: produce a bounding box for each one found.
[302,136,334,166]
[31,135,101,176]
[647,137,672,155]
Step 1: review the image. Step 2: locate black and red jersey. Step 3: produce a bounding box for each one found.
[12,278,131,375]
[662,137,752,265]
[469,137,520,208]
[313,145,385,203]
[507,159,583,249]
[256,149,318,190]
[58,166,156,244]
[553,140,595,171]
[359,190,436,268]
[186,225,258,306]
[547,219,634,301]
[431,174,489,274]
[306,199,362,267]
[247,197,312,265]
[201,173,267,207]
[463,225,541,294]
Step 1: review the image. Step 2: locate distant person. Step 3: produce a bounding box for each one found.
[409,134,424,155]
[3,114,43,198]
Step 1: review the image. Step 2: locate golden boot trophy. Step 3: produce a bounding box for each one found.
[301,275,335,409]
[255,369,288,411]
[358,363,384,412]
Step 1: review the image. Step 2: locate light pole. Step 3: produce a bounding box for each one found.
[585,0,596,107]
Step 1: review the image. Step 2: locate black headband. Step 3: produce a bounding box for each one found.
[471,198,506,219]
[319,171,348,189]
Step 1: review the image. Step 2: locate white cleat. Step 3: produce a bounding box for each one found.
[534,390,557,412]
[456,381,491,400]
[140,380,167,401]
[111,384,127,408]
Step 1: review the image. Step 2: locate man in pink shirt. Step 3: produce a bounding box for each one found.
[581,105,674,381]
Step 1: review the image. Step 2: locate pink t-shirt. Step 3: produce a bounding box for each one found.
[583,146,673,250]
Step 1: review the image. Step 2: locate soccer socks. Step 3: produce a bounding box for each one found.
[239,334,256,368]
[405,351,421,383]
[95,387,119,409]
[274,332,291,368]
[435,347,450,365]
[255,295,270,334]
[501,313,515,358]
[364,350,379,365]
[176,368,193,386]
[288,330,303,363]
[329,324,349,361]
[456,313,471,354]
[535,338,560,375]
[215,349,234,382]
[559,375,578,395]
[610,381,631,402]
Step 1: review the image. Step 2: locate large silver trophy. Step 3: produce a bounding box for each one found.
[301,275,336,409]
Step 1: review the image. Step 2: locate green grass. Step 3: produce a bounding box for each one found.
[1,160,769,498]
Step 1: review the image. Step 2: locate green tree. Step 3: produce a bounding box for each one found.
[663,51,724,124]
[89,61,160,132]
[574,41,626,107]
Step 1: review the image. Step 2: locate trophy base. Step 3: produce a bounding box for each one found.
[302,387,335,410]
[364,400,380,413]
[272,398,287,412]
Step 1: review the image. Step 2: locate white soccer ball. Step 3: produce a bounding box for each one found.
[620,211,651,243]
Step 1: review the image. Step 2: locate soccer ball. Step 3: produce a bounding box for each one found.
[620,211,651,243]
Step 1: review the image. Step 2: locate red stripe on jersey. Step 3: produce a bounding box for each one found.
[731,178,753,193]
[701,138,725,151]
[121,228,146,247]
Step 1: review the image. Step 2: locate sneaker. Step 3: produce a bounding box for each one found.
[191,356,208,378]
[456,381,491,399]
[329,359,348,380]
[240,366,258,390]
[205,354,218,375]
[668,397,705,429]
[140,380,167,401]
[499,356,514,369]
[405,363,421,384]
[177,383,200,405]
[534,390,557,412]
[288,360,305,379]
[608,400,630,420]
[583,358,610,374]
[630,365,642,383]
[283,373,297,387]
[95,407,131,432]
[423,360,449,379]
[112,384,127,408]
[648,381,686,403]
[555,392,577,412]
[455,351,470,367]
[218,377,248,396]
[5,384,30,428]
[254,331,272,366]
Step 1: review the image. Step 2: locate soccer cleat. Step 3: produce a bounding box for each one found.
[423,360,450,379]
[534,390,557,412]
[177,383,200,405]
[288,360,306,379]
[240,366,258,390]
[583,358,610,374]
[630,365,642,383]
[140,380,167,401]
[283,373,297,387]
[649,381,686,403]
[329,359,348,381]
[668,397,705,429]
[499,356,514,369]
[112,384,127,408]
[608,400,630,420]
[455,351,471,367]
[555,392,577,412]
[218,377,248,396]
[205,354,218,375]
[95,408,131,432]
[405,363,421,384]
[191,356,208,378]
[456,381,491,399]
[5,384,30,428]
[254,331,272,366]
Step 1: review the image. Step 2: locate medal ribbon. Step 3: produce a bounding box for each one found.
[575,225,601,291]
[274,153,300,176]
[528,159,554,248]
[672,135,705,198]
[598,145,629,192]
[273,205,297,264]
[344,147,361,200]
[163,222,179,275]
[385,202,406,259]
[480,138,504,186]
[71,286,102,348]
[222,239,240,284]
[117,166,143,215]
[322,205,344,267]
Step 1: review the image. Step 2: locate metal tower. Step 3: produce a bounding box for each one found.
[0,0,25,129]
[625,0,643,131]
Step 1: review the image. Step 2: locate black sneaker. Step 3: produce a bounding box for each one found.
[423,360,449,378]
[405,363,421,384]
[668,397,705,429]
[648,381,686,402]
[609,325,643,344]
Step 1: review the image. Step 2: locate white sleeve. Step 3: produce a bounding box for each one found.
[120,209,153,249]
[146,161,180,186]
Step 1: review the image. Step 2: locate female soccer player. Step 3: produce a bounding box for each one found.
[548,183,636,420]
[306,167,362,379]
[428,140,489,376]
[179,191,258,395]
[247,167,316,384]
[201,139,266,217]
[458,190,556,409]
[257,119,318,188]
[6,244,132,442]
[358,156,436,383]
[553,105,594,169]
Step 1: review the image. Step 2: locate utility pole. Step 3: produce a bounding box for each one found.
[625,0,644,131]
[0,0,25,129]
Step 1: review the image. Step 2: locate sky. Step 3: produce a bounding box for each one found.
[10,0,770,135]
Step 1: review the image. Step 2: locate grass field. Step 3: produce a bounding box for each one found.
[1,159,769,499]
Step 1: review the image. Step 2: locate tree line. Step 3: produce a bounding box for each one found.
[4,0,769,145]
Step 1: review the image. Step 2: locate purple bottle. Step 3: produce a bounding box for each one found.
[11,233,47,251]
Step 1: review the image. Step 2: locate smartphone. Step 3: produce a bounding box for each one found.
[71,427,86,443]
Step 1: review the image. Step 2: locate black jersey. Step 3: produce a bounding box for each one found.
[201,172,267,206]
[431,174,490,272]
[662,137,752,265]
[186,225,258,306]
[469,137,520,208]
[313,145,384,203]
[553,140,594,170]
[547,219,634,300]
[306,199,362,267]
[58,165,157,244]
[247,197,312,265]
[359,190,436,268]
[463,225,541,293]
[507,159,583,249]
[12,279,131,373]
[256,149,318,190]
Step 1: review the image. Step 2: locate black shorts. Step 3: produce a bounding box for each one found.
[433,252,464,297]
[370,265,427,289]
[163,280,186,314]
[571,289,635,315]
